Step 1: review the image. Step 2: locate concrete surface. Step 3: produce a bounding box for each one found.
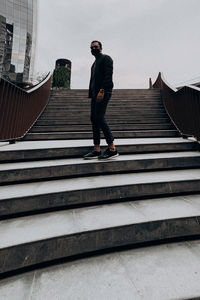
[1,239,200,300]
[1,194,200,274]
[1,194,200,248]
[1,151,200,184]
[0,137,194,151]
[1,168,200,217]
[1,168,200,201]
[0,137,197,162]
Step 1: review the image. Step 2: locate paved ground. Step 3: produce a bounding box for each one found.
[1,240,200,300]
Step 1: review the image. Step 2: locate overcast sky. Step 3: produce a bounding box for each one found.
[35,0,200,89]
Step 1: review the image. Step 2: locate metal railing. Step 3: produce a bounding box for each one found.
[152,72,200,142]
[0,73,52,142]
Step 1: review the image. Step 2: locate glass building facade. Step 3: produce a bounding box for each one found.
[0,0,37,85]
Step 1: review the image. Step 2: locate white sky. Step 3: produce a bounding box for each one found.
[34,0,200,89]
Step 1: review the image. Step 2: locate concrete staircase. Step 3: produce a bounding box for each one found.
[1,88,200,284]
[25,89,179,140]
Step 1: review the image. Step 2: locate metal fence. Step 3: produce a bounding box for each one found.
[152,72,200,142]
[0,73,52,142]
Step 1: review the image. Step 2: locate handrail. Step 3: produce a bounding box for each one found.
[0,73,52,142]
[152,72,200,141]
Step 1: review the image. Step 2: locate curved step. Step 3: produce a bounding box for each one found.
[1,194,200,274]
[1,152,200,185]
[30,124,174,133]
[35,118,171,126]
[1,239,200,299]
[23,130,180,140]
[40,112,168,118]
[0,240,200,300]
[1,169,200,216]
[0,138,198,162]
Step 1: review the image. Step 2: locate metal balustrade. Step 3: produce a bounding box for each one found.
[0,73,52,142]
[152,72,200,142]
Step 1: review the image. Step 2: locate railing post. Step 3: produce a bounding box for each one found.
[9,140,16,144]
[149,78,153,89]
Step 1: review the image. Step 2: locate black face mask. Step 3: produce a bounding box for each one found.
[91,48,100,56]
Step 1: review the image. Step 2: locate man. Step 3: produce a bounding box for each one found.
[84,40,119,160]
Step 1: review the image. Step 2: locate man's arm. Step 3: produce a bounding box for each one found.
[101,55,113,90]
[88,63,95,98]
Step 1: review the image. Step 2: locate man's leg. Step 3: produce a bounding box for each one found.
[95,93,114,146]
[96,93,119,159]
[83,98,101,159]
[91,97,101,148]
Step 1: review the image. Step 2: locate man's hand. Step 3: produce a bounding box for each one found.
[96,89,104,102]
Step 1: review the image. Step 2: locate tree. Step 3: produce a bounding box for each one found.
[52,67,71,89]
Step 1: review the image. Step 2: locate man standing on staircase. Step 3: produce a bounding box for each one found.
[84,40,119,160]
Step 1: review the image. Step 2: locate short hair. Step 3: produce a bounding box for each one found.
[91,40,102,49]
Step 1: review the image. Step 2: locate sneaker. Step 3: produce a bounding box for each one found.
[98,148,119,160]
[83,150,101,159]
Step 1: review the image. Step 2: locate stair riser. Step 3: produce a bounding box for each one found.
[51,96,161,98]
[0,215,200,274]
[1,180,200,217]
[49,99,162,102]
[1,157,200,184]
[30,125,174,133]
[45,106,165,111]
[40,113,167,118]
[48,100,162,103]
[0,143,197,162]
[51,93,161,96]
[49,98,162,102]
[35,119,171,125]
[23,131,179,140]
[39,116,168,122]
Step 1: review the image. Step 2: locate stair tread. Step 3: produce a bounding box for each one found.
[0,168,200,201]
[1,86,200,278]
[1,239,200,300]
[1,151,200,171]
[0,137,195,152]
[1,193,200,249]
[26,129,178,134]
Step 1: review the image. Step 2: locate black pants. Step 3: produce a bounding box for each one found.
[90,93,114,145]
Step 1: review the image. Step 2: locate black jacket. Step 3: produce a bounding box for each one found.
[89,53,114,98]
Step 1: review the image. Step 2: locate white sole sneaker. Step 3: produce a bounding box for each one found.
[98,153,119,160]
[83,156,99,160]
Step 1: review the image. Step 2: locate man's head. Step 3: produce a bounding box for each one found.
[90,40,102,57]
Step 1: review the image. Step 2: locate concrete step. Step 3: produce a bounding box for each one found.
[41,111,167,117]
[2,239,200,300]
[45,105,165,111]
[0,138,197,162]
[35,118,171,125]
[1,239,200,299]
[1,168,200,217]
[50,97,162,101]
[39,115,168,122]
[30,124,174,133]
[39,116,168,121]
[48,99,162,103]
[49,101,162,107]
[1,151,200,185]
[50,89,160,93]
[50,89,161,95]
[41,112,167,119]
[49,97,162,102]
[23,130,180,140]
[1,194,200,274]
